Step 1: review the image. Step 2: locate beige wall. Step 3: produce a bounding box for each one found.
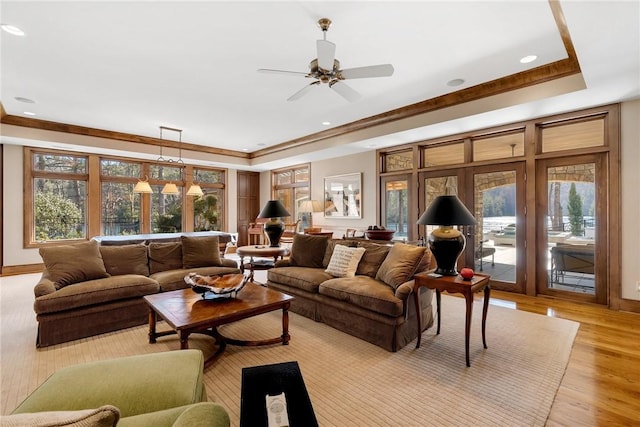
[620,99,640,300]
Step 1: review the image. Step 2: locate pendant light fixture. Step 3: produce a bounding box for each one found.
[186,169,204,197]
[133,177,152,194]
[160,126,183,195]
[133,126,189,195]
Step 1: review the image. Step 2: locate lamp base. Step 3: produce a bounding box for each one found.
[264,218,285,247]
[428,226,466,276]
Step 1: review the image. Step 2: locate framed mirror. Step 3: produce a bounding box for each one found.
[324,173,362,218]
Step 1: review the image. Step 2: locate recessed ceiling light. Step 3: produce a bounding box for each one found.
[321,121,331,126]
[23,111,36,116]
[1,24,25,36]
[242,148,249,151]
[447,78,465,87]
[15,96,35,104]
[520,55,538,64]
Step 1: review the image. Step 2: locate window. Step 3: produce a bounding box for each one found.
[272,164,310,223]
[100,159,141,236]
[27,151,88,244]
[26,149,227,245]
[192,168,225,231]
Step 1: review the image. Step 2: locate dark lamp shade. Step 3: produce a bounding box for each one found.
[257,200,290,247]
[257,200,291,219]
[417,195,477,226]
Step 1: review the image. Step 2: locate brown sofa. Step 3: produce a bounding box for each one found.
[266,234,435,352]
[34,234,240,347]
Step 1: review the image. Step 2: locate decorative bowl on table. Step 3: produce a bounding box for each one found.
[184,272,250,300]
[364,230,396,241]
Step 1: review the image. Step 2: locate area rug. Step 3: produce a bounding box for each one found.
[1,280,578,426]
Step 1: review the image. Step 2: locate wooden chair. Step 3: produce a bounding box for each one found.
[247,218,268,245]
[280,220,301,244]
[345,228,358,238]
[304,227,322,234]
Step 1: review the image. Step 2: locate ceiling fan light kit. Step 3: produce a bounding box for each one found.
[258,18,394,102]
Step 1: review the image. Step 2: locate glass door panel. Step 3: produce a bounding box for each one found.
[546,163,597,295]
[423,175,458,243]
[382,179,409,239]
[474,171,517,283]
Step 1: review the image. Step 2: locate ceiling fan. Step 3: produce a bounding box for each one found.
[258,18,394,102]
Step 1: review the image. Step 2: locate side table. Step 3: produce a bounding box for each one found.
[413,272,491,367]
[236,245,290,285]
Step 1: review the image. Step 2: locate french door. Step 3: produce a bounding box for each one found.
[418,163,526,292]
[536,154,607,304]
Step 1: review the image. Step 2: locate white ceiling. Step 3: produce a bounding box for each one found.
[1,1,639,171]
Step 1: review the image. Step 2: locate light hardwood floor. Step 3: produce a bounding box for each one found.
[1,271,638,425]
[490,290,640,426]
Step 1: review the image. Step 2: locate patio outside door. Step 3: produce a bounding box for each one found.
[537,155,607,304]
[470,164,525,292]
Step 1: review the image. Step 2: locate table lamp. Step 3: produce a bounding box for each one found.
[417,195,477,276]
[299,200,323,228]
[258,200,291,247]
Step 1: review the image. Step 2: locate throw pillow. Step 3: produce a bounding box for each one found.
[375,243,426,289]
[39,241,109,290]
[325,245,366,278]
[148,242,183,274]
[181,235,222,269]
[322,239,358,268]
[356,243,391,278]
[2,405,120,427]
[289,234,329,268]
[99,244,149,276]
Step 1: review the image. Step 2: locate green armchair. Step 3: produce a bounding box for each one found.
[4,350,229,427]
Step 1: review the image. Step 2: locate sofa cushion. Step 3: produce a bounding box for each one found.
[39,241,110,290]
[181,236,222,269]
[319,276,403,317]
[148,242,183,274]
[356,242,391,277]
[325,245,366,278]
[267,266,333,293]
[289,234,329,268]
[34,275,159,315]
[322,240,356,268]
[99,244,149,277]
[375,243,425,289]
[3,405,120,427]
[150,266,241,292]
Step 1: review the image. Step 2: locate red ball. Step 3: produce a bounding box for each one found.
[460,268,474,280]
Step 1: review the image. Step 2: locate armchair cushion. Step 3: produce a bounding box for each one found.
[99,244,149,276]
[39,241,109,290]
[181,236,222,268]
[1,406,119,427]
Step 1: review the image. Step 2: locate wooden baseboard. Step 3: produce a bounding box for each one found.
[618,297,640,314]
[1,263,44,276]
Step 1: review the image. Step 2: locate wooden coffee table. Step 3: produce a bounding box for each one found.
[144,282,294,367]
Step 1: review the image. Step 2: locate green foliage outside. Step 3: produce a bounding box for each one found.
[35,192,83,240]
[567,182,584,236]
[153,202,182,233]
[194,194,220,231]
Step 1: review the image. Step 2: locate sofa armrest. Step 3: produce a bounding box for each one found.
[34,275,57,298]
[172,402,230,427]
[274,258,292,267]
[395,279,415,302]
[220,258,238,268]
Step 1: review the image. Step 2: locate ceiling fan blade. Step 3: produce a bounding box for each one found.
[330,81,362,103]
[258,68,308,76]
[316,39,336,71]
[287,81,321,101]
[339,64,394,79]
